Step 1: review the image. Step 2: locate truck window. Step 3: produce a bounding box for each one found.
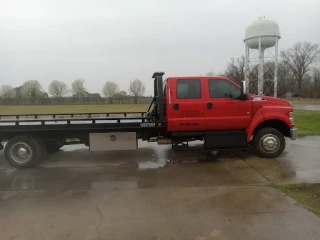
[177,79,201,99]
[209,79,241,99]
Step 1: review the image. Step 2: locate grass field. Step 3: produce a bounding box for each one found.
[0,104,149,115]
[0,105,319,135]
[271,183,320,217]
[294,110,320,136]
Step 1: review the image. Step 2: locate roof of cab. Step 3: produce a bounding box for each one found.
[167,76,231,80]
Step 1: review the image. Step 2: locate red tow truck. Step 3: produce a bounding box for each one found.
[0,72,297,168]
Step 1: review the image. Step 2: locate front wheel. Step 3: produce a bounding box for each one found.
[252,127,286,158]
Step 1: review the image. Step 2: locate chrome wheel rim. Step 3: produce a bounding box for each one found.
[10,142,33,164]
[259,134,280,153]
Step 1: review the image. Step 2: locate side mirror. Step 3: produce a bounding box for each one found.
[240,80,248,100]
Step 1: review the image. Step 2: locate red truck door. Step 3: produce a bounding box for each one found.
[205,78,252,130]
[166,78,207,132]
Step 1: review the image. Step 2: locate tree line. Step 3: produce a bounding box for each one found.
[208,41,320,98]
[1,41,319,101]
[0,78,146,104]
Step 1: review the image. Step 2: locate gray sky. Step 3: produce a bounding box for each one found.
[1,0,320,96]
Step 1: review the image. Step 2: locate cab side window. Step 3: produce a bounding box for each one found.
[177,79,201,99]
[209,79,241,100]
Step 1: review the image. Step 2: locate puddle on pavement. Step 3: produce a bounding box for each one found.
[0,136,319,192]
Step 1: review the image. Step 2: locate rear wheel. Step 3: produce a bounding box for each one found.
[252,127,285,158]
[4,136,44,168]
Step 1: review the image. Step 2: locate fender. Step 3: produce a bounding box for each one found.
[245,107,293,142]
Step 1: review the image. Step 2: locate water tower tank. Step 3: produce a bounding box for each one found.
[244,18,281,49]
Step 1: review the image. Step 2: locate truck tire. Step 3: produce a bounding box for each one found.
[45,144,63,154]
[4,136,44,168]
[252,127,285,158]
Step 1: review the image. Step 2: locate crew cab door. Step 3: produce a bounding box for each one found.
[167,78,206,132]
[205,78,252,130]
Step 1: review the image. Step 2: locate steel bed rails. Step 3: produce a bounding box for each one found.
[0,116,153,126]
[0,112,146,120]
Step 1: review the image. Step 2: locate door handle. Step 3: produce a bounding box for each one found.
[173,103,179,110]
[207,102,212,109]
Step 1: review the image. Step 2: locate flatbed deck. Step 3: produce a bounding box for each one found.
[0,112,166,142]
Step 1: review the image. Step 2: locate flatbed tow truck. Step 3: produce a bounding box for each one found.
[0,72,297,168]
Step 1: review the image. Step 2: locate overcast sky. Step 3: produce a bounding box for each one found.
[1,0,319,95]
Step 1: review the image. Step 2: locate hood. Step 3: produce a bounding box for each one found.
[249,94,292,113]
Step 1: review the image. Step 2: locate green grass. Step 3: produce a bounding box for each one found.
[271,183,320,217]
[0,104,149,115]
[294,110,320,136]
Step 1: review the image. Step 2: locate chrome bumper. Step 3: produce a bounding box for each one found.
[291,128,298,140]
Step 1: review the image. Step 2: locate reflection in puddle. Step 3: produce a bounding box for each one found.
[138,158,167,170]
[138,142,171,170]
[0,136,319,192]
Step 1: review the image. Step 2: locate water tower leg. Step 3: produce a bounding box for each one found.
[258,36,264,95]
[274,37,279,97]
[245,43,250,92]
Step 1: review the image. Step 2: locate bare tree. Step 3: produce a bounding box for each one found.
[309,67,320,98]
[281,42,320,93]
[72,78,86,98]
[224,56,245,84]
[102,81,119,103]
[21,80,43,101]
[206,71,216,76]
[206,71,225,77]
[277,62,295,97]
[0,85,15,99]
[129,79,145,104]
[48,80,69,98]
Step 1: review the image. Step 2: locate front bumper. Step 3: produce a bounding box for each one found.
[291,128,298,140]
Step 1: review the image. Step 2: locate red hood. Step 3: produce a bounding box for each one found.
[249,94,292,113]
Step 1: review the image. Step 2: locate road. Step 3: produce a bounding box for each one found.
[0,137,319,240]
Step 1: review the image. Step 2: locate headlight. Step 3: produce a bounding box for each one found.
[289,112,294,124]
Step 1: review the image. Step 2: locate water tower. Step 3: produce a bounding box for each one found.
[244,17,281,96]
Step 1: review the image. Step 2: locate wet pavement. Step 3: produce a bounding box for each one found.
[293,104,320,111]
[0,137,320,239]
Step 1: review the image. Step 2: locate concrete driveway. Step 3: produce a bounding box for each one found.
[0,137,319,240]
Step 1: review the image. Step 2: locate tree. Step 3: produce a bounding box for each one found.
[102,81,119,103]
[206,71,216,76]
[113,91,127,103]
[0,85,15,99]
[224,56,245,84]
[281,42,320,93]
[72,78,86,98]
[129,79,145,104]
[277,62,295,97]
[309,67,320,98]
[114,91,127,97]
[21,80,42,100]
[48,80,69,98]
